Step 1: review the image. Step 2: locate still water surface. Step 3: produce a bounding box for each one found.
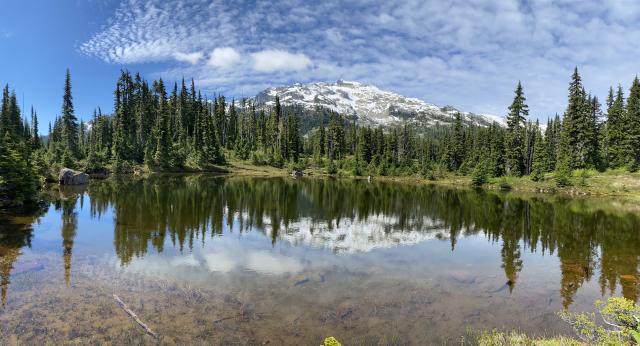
[0,175,639,344]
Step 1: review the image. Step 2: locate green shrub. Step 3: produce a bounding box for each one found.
[558,297,640,345]
[250,151,267,166]
[320,337,342,346]
[326,160,337,175]
[475,330,582,345]
[288,160,305,172]
[476,297,639,345]
[377,161,388,176]
[577,169,590,187]
[470,162,488,187]
[555,169,572,187]
[499,179,512,191]
[268,152,284,168]
[530,168,544,182]
[351,158,362,176]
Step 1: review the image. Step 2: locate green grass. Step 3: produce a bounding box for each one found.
[95,151,640,205]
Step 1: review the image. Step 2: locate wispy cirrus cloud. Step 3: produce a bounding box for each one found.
[80,0,640,118]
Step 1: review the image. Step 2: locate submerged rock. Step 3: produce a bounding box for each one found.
[58,168,89,185]
[287,272,326,287]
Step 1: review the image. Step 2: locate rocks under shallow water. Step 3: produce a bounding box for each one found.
[287,272,326,287]
[58,168,89,185]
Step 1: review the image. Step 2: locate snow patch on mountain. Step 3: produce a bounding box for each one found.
[255,80,505,128]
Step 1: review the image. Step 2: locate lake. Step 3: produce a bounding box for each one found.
[0,175,639,344]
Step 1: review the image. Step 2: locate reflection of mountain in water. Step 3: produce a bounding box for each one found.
[278,215,449,253]
[71,175,640,307]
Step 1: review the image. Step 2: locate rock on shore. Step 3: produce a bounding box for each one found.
[58,168,89,185]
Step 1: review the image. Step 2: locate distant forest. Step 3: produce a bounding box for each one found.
[2,67,640,210]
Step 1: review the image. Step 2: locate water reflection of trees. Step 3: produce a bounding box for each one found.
[0,206,46,306]
[0,186,79,305]
[0,218,33,306]
[53,186,83,286]
[85,176,639,306]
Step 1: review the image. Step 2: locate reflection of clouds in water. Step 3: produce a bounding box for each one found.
[245,251,303,275]
[119,253,202,275]
[203,250,304,275]
[171,254,199,267]
[204,253,236,273]
[120,236,304,277]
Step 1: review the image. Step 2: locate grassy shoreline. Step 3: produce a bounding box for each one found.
[87,156,640,213]
[209,159,640,198]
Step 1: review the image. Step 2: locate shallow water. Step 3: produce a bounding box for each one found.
[0,175,639,345]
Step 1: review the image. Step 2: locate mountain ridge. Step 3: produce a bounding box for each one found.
[255,80,505,128]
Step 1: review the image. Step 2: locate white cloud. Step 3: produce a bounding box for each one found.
[207,47,241,69]
[174,51,203,65]
[251,50,311,73]
[80,0,640,119]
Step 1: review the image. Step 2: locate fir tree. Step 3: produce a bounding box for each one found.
[30,107,41,150]
[287,111,300,162]
[60,69,79,159]
[606,85,628,168]
[505,82,528,176]
[153,79,172,168]
[626,76,640,167]
[0,133,38,209]
[451,112,465,171]
[488,124,506,177]
[530,122,547,181]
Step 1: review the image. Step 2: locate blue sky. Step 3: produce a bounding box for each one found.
[1,0,640,126]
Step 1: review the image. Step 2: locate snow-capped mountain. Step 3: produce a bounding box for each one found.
[255,80,504,128]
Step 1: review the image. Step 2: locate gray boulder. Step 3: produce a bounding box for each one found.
[58,168,89,185]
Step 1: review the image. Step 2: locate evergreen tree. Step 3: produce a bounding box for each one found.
[60,69,79,159]
[606,85,628,168]
[314,121,326,162]
[30,107,41,150]
[153,79,172,168]
[626,76,640,167]
[488,124,506,177]
[227,100,238,148]
[558,67,598,169]
[588,95,602,169]
[0,84,41,210]
[0,133,39,209]
[326,113,344,160]
[530,122,547,181]
[505,82,528,176]
[451,112,465,171]
[287,111,300,162]
[356,127,372,164]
